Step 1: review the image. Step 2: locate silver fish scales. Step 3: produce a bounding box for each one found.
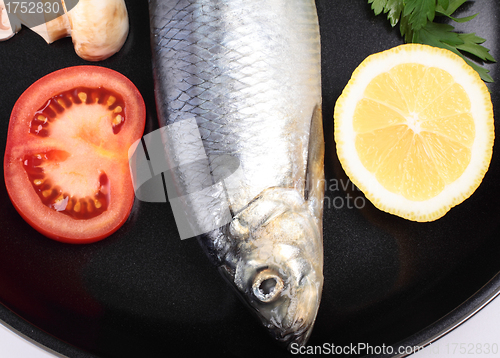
[149,0,324,348]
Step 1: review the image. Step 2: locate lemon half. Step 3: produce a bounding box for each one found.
[334,44,494,222]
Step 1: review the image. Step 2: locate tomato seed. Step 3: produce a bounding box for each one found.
[113,115,123,126]
[51,101,64,114]
[87,199,94,213]
[66,198,73,211]
[42,189,52,198]
[78,92,87,103]
[73,201,81,212]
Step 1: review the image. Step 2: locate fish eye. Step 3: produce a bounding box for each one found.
[252,269,284,303]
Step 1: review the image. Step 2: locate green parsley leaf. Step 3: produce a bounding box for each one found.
[368,0,404,26]
[457,33,496,63]
[416,22,462,47]
[436,0,469,16]
[385,0,405,26]
[368,0,387,15]
[414,23,494,82]
[367,0,496,82]
[437,0,450,10]
[403,0,436,30]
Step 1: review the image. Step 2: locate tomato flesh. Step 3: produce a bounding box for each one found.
[31,87,127,136]
[4,66,146,243]
[23,151,110,220]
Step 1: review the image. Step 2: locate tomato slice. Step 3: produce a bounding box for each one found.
[4,66,146,243]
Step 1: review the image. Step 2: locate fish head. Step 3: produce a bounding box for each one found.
[224,189,323,349]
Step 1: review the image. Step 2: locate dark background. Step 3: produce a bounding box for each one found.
[0,1,499,357]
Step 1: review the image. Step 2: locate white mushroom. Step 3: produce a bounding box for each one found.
[4,0,129,61]
[62,0,129,61]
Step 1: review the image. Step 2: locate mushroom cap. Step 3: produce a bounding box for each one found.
[66,0,129,61]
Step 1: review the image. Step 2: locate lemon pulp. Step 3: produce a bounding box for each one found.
[334,44,494,221]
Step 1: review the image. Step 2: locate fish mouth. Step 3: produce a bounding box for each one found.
[266,318,315,350]
[218,265,316,348]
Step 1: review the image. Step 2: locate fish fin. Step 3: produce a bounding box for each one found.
[304,105,325,218]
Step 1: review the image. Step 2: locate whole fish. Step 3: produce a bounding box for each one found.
[148,0,324,348]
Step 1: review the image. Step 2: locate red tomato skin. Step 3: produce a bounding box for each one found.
[4,66,146,244]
